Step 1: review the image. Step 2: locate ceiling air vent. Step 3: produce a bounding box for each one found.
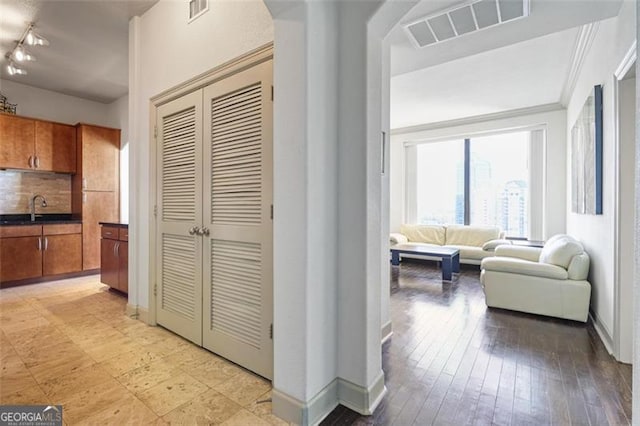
[189,0,208,21]
[404,0,530,48]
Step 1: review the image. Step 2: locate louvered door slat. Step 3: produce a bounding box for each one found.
[162,105,197,222]
[210,239,261,348]
[210,82,263,225]
[161,235,196,320]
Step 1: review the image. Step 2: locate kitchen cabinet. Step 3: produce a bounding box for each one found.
[72,124,120,270]
[42,224,82,276]
[100,224,128,294]
[0,226,43,282]
[35,121,76,173]
[0,114,35,170]
[0,113,76,172]
[0,224,81,284]
[75,124,120,191]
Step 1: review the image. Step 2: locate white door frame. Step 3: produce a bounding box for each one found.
[612,41,636,363]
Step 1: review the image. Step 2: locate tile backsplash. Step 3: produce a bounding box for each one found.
[0,171,72,214]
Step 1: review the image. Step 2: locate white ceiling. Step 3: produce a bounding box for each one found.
[389,0,624,129]
[0,1,157,103]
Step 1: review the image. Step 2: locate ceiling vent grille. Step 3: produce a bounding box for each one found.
[189,0,208,21]
[405,0,530,48]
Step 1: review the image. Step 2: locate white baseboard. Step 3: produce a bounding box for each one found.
[338,373,386,416]
[381,321,393,344]
[272,373,387,425]
[589,311,614,355]
[125,303,138,319]
[138,306,150,324]
[272,380,338,426]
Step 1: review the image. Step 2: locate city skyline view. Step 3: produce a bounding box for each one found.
[415,131,530,237]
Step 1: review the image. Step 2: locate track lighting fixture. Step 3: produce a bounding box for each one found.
[6,62,27,76]
[13,45,35,62]
[25,28,49,46]
[5,23,48,77]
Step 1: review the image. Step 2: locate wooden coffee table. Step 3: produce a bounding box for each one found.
[390,244,460,281]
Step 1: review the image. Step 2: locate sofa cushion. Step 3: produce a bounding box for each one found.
[539,235,584,269]
[481,257,569,280]
[400,224,446,245]
[444,245,493,261]
[567,253,590,280]
[482,239,512,251]
[445,225,500,247]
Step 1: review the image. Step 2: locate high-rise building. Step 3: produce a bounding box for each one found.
[500,180,528,237]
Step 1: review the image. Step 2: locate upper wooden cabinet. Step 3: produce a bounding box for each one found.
[35,121,76,173]
[0,114,35,170]
[76,124,120,191]
[0,113,76,173]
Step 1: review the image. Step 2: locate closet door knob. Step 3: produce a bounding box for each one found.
[188,226,199,236]
[198,227,210,236]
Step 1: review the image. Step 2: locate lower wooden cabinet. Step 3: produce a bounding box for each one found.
[0,236,43,282]
[100,224,128,294]
[0,224,82,284]
[43,234,82,276]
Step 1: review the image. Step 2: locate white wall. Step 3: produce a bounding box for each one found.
[129,0,274,310]
[0,79,112,126]
[565,2,636,349]
[390,107,567,240]
[618,75,635,363]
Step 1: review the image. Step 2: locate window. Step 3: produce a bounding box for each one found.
[409,130,531,238]
[415,140,465,225]
[470,132,529,237]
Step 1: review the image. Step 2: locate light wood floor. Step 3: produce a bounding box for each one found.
[0,275,285,425]
[323,260,633,426]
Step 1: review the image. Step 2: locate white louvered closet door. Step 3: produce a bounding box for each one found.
[156,91,204,345]
[202,60,273,379]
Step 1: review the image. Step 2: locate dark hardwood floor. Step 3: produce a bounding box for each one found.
[322,260,632,426]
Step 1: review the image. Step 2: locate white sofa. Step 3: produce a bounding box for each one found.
[390,224,510,265]
[480,234,591,322]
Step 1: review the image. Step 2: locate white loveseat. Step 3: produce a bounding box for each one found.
[390,224,510,265]
[480,234,591,322]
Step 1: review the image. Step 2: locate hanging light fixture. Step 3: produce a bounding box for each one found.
[13,45,36,62]
[6,62,27,76]
[25,27,49,46]
[5,23,48,77]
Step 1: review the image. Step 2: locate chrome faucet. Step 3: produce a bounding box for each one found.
[30,194,47,222]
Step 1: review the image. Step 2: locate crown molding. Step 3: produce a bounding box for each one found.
[614,40,637,79]
[390,102,564,136]
[560,22,600,106]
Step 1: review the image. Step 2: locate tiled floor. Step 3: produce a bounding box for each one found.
[0,275,285,425]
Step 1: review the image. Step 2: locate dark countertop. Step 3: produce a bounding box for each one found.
[0,214,82,226]
[99,222,129,228]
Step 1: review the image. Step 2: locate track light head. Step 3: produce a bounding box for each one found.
[7,62,27,76]
[25,29,49,46]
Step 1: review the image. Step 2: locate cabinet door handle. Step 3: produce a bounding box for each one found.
[83,193,87,204]
[28,156,34,168]
[34,156,40,168]
[37,237,41,251]
[114,241,119,257]
[44,237,48,250]
[82,178,87,190]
